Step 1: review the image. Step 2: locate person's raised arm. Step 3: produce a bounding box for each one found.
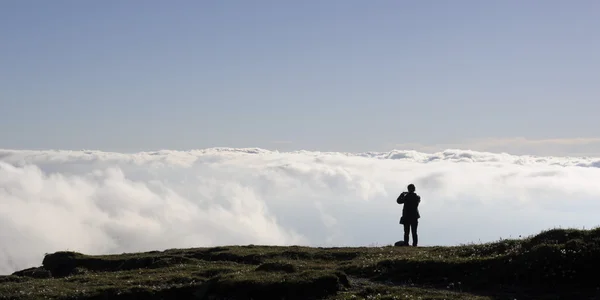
[397,192,407,204]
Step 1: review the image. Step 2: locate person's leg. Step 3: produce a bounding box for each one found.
[403,223,410,245]
[411,221,418,246]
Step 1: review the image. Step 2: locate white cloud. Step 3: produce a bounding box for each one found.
[394,137,600,157]
[1,147,600,274]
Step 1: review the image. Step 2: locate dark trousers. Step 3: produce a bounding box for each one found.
[403,221,418,246]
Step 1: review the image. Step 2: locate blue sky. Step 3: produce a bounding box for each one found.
[1,0,599,154]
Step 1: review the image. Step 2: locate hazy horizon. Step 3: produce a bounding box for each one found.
[3,136,600,158]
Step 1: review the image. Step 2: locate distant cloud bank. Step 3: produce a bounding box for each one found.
[1,147,599,274]
[395,137,600,157]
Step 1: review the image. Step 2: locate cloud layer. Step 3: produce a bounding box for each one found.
[395,137,600,157]
[1,147,600,274]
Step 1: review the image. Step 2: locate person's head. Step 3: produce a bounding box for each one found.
[407,184,415,192]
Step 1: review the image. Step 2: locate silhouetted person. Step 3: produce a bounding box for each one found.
[397,184,420,246]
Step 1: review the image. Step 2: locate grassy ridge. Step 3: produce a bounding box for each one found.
[1,227,599,299]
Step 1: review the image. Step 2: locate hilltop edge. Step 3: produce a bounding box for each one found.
[2,227,600,300]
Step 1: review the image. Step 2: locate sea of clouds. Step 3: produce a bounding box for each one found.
[1,147,600,275]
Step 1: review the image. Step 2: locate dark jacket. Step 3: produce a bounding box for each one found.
[397,192,421,221]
